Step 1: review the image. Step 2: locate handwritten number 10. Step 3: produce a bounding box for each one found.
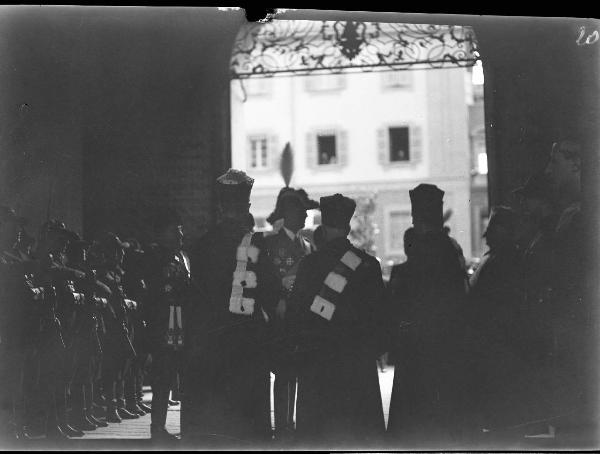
[577,26,599,46]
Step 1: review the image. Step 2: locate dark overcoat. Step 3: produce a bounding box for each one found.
[287,237,387,449]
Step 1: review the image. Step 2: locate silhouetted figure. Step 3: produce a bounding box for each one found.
[264,187,318,442]
[386,184,470,448]
[185,169,280,447]
[288,193,387,450]
[144,209,190,441]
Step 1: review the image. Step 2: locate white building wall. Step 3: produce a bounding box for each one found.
[231,67,473,262]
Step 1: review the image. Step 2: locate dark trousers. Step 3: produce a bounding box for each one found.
[151,346,181,429]
[273,370,297,433]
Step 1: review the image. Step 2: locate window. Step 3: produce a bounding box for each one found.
[317,134,337,165]
[381,71,412,88]
[388,126,410,162]
[247,134,278,170]
[471,128,487,174]
[377,124,422,166]
[388,210,412,253]
[249,136,269,169]
[305,74,346,92]
[306,128,348,169]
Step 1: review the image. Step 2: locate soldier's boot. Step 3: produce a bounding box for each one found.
[106,404,122,424]
[60,423,85,437]
[138,401,152,413]
[117,407,140,419]
[151,425,179,442]
[87,411,108,428]
[46,424,69,440]
[70,410,97,431]
[126,401,146,416]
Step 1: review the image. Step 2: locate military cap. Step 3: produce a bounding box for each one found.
[216,168,254,205]
[320,193,356,229]
[409,183,444,225]
[512,173,553,201]
[485,206,517,233]
[267,187,319,225]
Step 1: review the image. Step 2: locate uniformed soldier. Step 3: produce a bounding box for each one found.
[144,208,190,441]
[287,193,387,450]
[34,220,86,439]
[94,232,138,424]
[122,239,152,416]
[386,184,470,447]
[0,207,38,440]
[185,169,280,447]
[63,233,110,432]
[264,187,318,441]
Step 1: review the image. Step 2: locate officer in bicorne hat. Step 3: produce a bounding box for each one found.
[287,193,387,449]
[386,183,470,446]
[263,187,318,441]
[184,169,280,446]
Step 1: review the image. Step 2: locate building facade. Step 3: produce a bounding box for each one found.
[231,67,478,269]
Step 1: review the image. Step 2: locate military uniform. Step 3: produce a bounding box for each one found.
[184,169,280,446]
[145,242,191,435]
[263,187,318,438]
[94,233,138,423]
[386,185,471,446]
[287,194,387,449]
[122,244,151,416]
[0,214,40,439]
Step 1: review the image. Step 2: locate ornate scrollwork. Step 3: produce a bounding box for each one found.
[231,20,479,78]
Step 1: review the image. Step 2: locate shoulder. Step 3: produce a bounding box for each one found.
[348,246,381,274]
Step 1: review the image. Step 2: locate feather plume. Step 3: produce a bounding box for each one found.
[280,142,294,188]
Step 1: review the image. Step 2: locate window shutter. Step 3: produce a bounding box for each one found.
[306,132,316,169]
[269,134,279,170]
[410,125,422,163]
[377,128,389,166]
[338,129,348,167]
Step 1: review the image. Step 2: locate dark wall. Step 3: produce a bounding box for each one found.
[0,7,85,234]
[0,6,244,244]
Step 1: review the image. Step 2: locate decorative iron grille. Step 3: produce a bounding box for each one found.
[231,20,479,78]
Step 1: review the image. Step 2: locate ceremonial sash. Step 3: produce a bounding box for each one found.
[230,233,257,316]
[310,249,363,321]
[229,232,269,321]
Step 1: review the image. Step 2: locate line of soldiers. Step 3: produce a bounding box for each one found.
[0,138,590,448]
[0,210,188,442]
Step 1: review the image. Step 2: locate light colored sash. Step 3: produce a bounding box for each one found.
[310,249,363,321]
[229,233,259,316]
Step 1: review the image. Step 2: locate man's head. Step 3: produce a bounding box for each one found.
[38,220,71,264]
[95,231,129,268]
[153,208,184,252]
[268,187,319,234]
[409,184,444,234]
[483,206,517,250]
[544,139,582,200]
[513,173,554,222]
[216,169,254,225]
[319,194,356,242]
